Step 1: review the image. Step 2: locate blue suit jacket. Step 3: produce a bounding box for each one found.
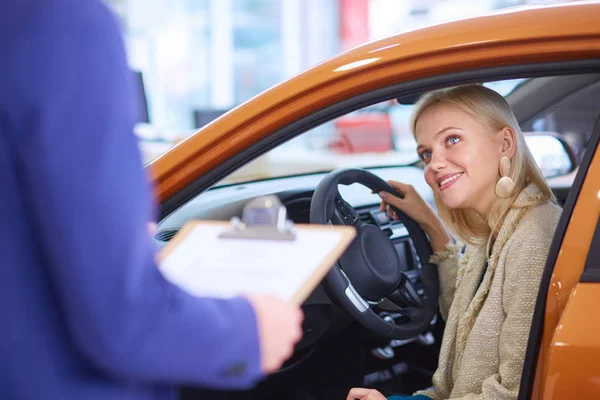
[0,1,262,398]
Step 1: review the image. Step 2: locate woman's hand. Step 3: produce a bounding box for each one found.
[347,387,387,400]
[378,181,437,227]
[378,180,451,253]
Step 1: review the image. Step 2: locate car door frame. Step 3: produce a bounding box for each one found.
[519,112,600,400]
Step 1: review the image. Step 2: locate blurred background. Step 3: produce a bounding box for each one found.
[103,0,579,175]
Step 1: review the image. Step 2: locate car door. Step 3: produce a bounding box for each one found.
[519,115,600,400]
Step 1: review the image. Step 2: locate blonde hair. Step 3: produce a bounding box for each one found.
[410,84,555,246]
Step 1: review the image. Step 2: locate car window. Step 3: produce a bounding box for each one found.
[221,99,420,185]
[216,78,561,186]
[525,82,600,163]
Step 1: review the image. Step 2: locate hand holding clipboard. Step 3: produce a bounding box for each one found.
[158,195,356,305]
[157,196,356,374]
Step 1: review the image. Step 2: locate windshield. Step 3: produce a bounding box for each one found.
[216,79,527,186]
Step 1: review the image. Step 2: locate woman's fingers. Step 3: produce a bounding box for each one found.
[347,387,368,399]
[376,180,422,222]
[377,191,404,221]
[379,191,405,210]
[386,204,396,220]
[375,180,411,209]
[346,387,387,400]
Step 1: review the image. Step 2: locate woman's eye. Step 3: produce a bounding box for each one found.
[421,150,432,160]
[448,136,461,145]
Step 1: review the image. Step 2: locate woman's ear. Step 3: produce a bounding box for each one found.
[500,127,516,158]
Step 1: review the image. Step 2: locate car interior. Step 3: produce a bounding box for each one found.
[160,70,600,400]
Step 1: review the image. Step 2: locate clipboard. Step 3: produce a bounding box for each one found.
[157,221,356,305]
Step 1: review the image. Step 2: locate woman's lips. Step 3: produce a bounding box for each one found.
[438,172,463,191]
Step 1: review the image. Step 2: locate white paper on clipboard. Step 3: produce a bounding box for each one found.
[158,221,356,304]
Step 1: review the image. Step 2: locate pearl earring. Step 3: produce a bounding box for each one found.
[495,156,514,199]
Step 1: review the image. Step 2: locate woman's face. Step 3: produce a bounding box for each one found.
[414,103,508,216]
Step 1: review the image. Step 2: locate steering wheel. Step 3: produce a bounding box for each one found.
[310,168,439,340]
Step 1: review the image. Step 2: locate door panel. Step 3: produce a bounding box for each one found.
[534,140,600,399]
[541,282,600,399]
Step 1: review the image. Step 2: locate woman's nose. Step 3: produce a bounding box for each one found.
[429,151,447,171]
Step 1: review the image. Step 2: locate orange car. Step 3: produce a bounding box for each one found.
[149,3,600,399]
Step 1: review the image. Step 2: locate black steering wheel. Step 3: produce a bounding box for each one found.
[310,168,439,340]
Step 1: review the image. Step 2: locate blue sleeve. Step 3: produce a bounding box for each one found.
[387,395,431,400]
[3,0,262,389]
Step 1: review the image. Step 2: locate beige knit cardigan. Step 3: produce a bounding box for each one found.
[417,184,561,400]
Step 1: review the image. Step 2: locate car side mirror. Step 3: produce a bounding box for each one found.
[524,133,576,179]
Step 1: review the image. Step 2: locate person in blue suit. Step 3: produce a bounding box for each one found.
[0,1,303,399]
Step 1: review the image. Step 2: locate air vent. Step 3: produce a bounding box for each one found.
[154,229,179,242]
[358,212,376,225]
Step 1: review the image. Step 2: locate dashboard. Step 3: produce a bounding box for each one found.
[155,166,432,239]
[153,166,435,352]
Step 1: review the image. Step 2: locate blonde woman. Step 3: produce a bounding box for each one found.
[348,85,561,400]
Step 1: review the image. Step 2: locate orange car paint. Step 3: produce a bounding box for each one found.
[535,144,600,399]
